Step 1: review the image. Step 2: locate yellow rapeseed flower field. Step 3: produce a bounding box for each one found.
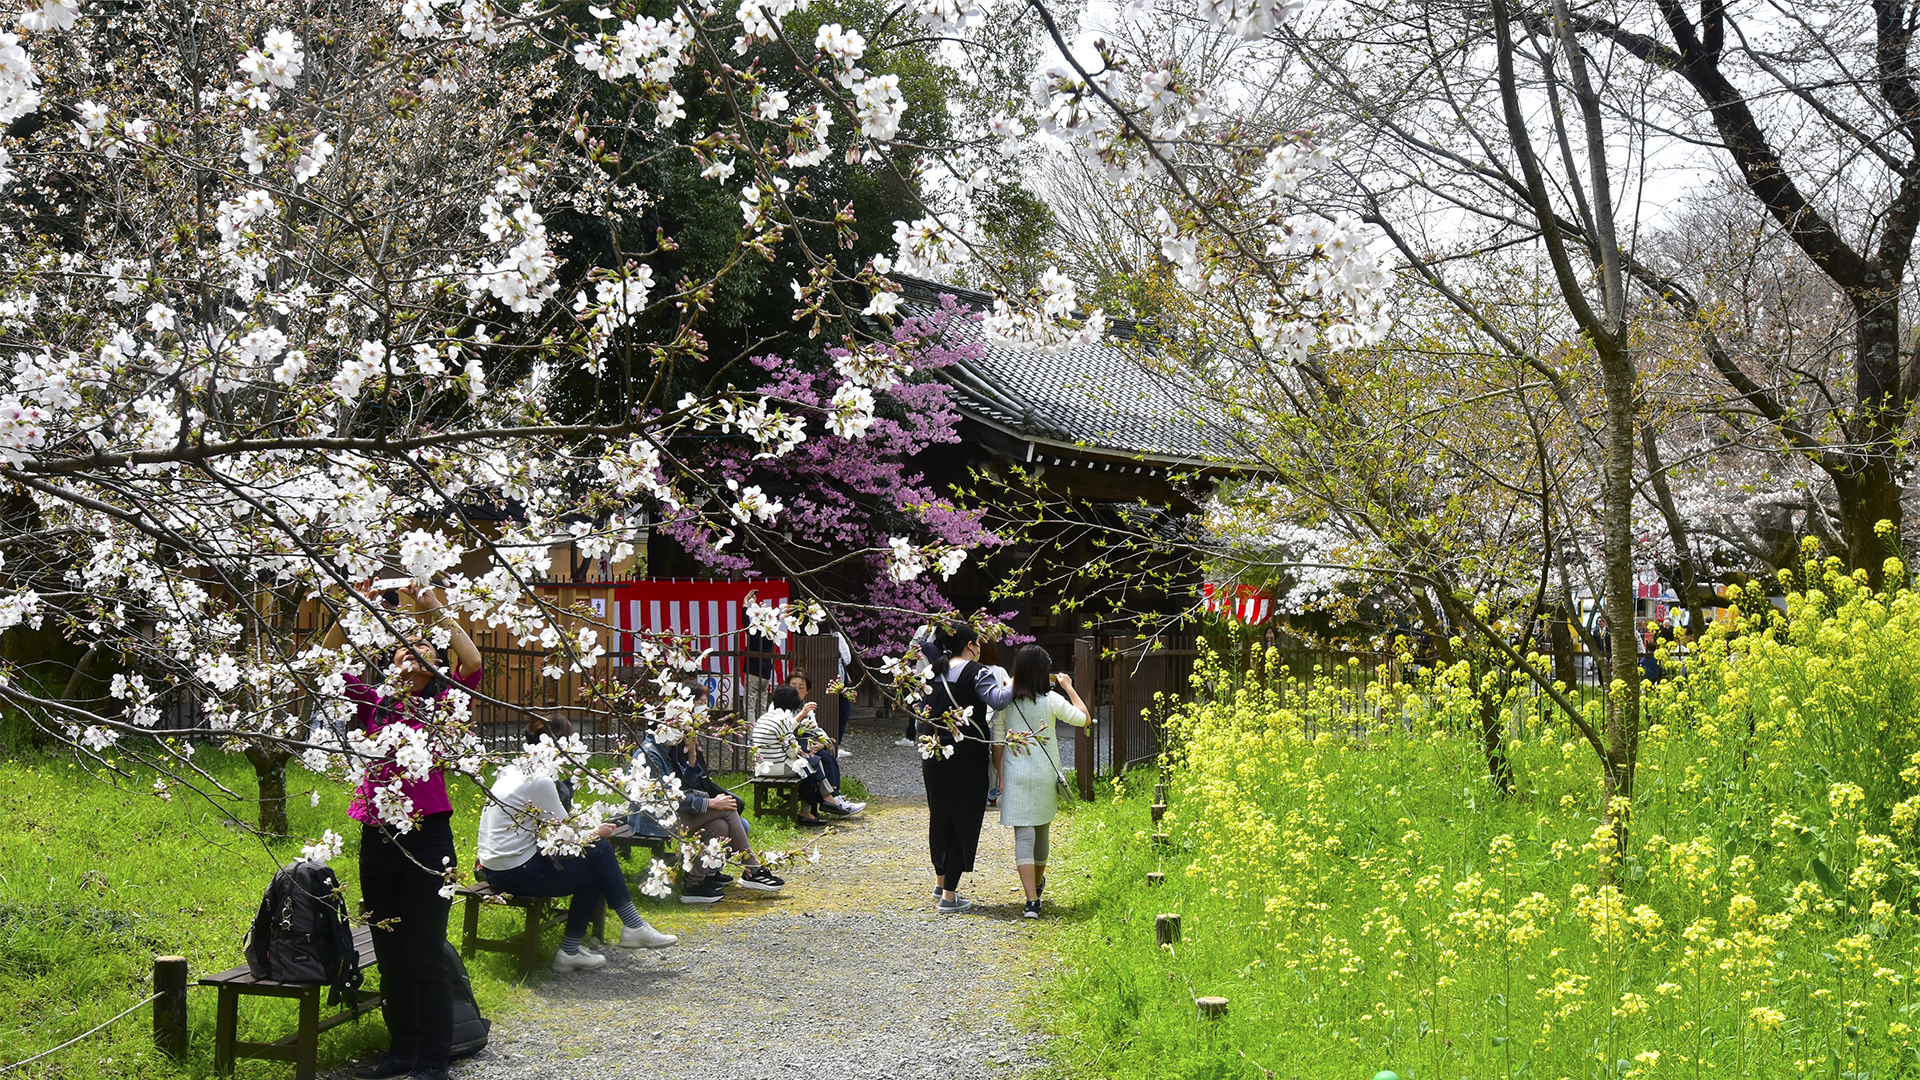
[1042,555,1920,1079]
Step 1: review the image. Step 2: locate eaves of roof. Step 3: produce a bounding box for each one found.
[893,275,1258,472]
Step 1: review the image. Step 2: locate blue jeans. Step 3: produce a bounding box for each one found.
[481,839,631,940]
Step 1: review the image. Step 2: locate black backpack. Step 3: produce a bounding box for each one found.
[442,940,491,1060]
[245,860,364,1006]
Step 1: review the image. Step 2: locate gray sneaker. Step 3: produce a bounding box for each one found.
[935,895,973,914]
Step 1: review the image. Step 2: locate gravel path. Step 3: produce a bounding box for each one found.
[441,720,1058,1080]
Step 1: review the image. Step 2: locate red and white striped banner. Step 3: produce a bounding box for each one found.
[1202,582,1272,625]
[611,579,790,710]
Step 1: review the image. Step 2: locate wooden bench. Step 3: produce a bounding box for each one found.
[457,881,605,978]
[607,818,674,863]
[200,925,382,1080]
[749,775,803,821]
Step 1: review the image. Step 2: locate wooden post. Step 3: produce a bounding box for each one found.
[1147,871,1165,887]
[1150,802,1166,823]
[153,955,189,1060]
[1152,831,1170,846]
[1074,636,1097,801]
[1153,783,1166,803]
[1155,913,1181,946]
[1197,996,1229,1020]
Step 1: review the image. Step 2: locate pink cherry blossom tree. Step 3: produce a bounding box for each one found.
[660,298,1003,658]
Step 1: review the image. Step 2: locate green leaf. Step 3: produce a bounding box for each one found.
[1810,856,1840,894]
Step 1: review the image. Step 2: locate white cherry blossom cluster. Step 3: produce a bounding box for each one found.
[833,344,911,393]
[884,537,968,582]
[725,478,784,524]
[572,266,655,373]
[744,597,826,646]
[238,28,305,92]
[982,266,1107,352]
[469,168,559,314]
[683,394,809,459]
[1197,0,1304,40]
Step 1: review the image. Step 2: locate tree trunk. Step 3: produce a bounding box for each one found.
[1550,606,1575,688]
[1834,465,1902,586]
[1426,585,1515,795]
[245,743,291,838]
[1599,341,1642,861]
[1476,666,1515,795]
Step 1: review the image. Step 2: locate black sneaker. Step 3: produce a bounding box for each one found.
[707,870,735,885]
[1023,899,1042,919]
[354,1058,415,1080]
[739,867,785,891]
[679,878,725,904]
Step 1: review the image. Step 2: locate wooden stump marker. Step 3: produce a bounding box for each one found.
[1153,783,1167,803]
[153,955,189,1060]
[1196,996,1229,1020]
[1152,831,1170,847]
[1150,802,1167,823]
[1155,912,1181,946]
[1146,871,1166,887]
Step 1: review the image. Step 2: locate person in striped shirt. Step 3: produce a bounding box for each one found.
[752,684,864,825]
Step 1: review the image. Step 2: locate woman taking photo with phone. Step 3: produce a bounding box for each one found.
[321,582,482,1080]
[992,645,1089,919]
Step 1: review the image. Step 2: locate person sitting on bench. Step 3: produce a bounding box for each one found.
[635,725,785,902]
[477,717,678,972]
[752,684,863,825]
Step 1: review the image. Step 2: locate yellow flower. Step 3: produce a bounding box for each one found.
[1727,894,1758,926]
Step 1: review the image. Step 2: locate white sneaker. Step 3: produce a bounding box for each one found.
[893,737,916,747]
[552,946,606,972]
[837,748,852,759]
[617,923,678,949]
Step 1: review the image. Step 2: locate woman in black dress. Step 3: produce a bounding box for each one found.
[919,626,1012,913]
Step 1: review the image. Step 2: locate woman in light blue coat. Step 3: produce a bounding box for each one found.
[992,645,1090,918]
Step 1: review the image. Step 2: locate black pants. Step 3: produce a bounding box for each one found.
[923,738,989,889]
[360,814,456,1072]
[481,840,632,940]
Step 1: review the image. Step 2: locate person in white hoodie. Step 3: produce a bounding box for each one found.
[477,717,677,972]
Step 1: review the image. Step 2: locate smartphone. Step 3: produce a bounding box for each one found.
[372,577,410,607]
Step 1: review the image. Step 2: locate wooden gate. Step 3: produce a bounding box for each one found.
[1071,631,1197,800]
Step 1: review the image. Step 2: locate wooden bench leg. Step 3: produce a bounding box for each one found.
[214,986,239,1077]
[462,892,481,959]
[519,899,543,977]
[295,985,320,1080]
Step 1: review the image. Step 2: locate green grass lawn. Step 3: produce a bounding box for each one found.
[0,745,815,1078]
